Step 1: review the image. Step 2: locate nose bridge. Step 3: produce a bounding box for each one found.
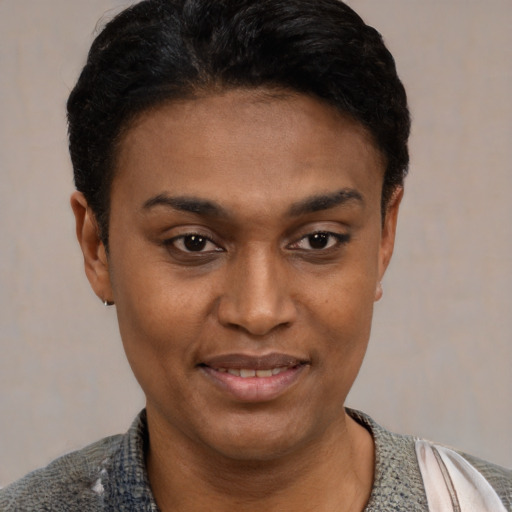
[217,244,295,335]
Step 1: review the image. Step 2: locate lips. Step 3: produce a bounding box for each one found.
[199,353,310,402]
[218,367,290,378]
[202,352,307,370]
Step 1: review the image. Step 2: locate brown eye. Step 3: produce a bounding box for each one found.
[167,233,222,254]
[183,235,208,252]
[308,233,330,249]
[289,231,350,252]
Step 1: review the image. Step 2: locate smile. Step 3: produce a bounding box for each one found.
[199,353,310,402]
[214,367,291,378]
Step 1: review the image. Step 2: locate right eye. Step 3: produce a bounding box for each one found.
[167,233,223,253]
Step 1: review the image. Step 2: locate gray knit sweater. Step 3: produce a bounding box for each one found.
[1,409,510,511]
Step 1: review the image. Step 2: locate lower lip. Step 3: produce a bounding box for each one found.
[200,365,308,403]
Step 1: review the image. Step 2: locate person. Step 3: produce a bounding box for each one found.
[1,0,510,510]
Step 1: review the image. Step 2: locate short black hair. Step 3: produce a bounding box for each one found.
[68,0,410,245]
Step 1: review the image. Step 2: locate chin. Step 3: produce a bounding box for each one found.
[198,412,324,463]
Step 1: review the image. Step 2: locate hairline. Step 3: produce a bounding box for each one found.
[101,86,395,251]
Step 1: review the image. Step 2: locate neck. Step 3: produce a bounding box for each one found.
[146,409,374,512]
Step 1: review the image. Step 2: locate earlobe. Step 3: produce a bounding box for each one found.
[374,281,383,302]
[376,187,403,298]
[70,191,113,304]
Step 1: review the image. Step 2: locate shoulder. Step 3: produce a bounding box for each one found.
[348,408,430,511]
[347,408,511,511]
[0,434,123,512]
[415,440,511,511]
[452,449,512,509]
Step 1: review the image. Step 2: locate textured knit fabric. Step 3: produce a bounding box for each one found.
[1,409,510,511]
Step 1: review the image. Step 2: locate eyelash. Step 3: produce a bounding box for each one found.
[288,231,350,252]
[164,230,350,255]
[165,232,222,254]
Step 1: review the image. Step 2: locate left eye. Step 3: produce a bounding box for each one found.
[291,232,348,251]
[169,234,221,253]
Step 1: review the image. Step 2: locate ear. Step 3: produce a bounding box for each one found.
[70,191,113,304]
[375,187,403,301]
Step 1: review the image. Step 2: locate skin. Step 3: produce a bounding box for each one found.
[72,89,402,512]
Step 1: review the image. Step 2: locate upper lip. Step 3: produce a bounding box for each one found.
[200,353,309,370]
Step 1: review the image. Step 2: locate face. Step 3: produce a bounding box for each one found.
[75,89,400,461]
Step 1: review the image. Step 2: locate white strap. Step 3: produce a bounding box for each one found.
[415,439,507,512]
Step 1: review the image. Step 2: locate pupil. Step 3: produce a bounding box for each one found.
[184,235,207,251]
[309,233,329,249]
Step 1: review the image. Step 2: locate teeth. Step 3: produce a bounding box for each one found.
[215,367,291,377]
[255,369,273,378]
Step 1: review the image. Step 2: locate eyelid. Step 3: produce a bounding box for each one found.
[165,230,225,253]
[287,230,350,251]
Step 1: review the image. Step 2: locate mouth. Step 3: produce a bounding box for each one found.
[214,367,292,378]
[199,353,310,402]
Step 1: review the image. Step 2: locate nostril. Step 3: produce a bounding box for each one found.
[222,317,293,337]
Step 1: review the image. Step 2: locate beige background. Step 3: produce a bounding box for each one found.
[1,0,510,487]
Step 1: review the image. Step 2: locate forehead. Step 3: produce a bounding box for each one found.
[113,89,385,217]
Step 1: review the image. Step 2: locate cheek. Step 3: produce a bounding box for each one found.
[307,257,378,371]
[112,283,210,417]
[110,258,213,378]
[319,291,374,364]
[315,253,379,327]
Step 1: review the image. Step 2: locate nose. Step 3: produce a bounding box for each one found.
[217,248,297,336]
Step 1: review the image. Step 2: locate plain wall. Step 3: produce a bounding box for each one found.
[0,0,510,486]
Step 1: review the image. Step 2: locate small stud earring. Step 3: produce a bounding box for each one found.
[103,300,114,307]
[375,282,383,301]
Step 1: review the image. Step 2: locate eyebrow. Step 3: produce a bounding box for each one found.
[142,188,363,217]
[287,188,364,216]
[142,194,226,217]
